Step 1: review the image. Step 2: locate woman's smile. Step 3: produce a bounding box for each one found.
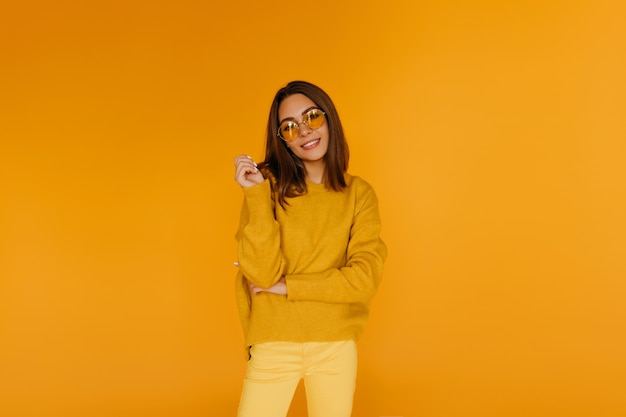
[302,138,321,150]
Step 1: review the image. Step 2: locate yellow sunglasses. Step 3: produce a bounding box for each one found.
[277,108,326,141]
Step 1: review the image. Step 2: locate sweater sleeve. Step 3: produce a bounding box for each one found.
[235,180,286,289]
[285,183,387,305]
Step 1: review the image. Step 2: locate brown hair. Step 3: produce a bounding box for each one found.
[259,81,349,208]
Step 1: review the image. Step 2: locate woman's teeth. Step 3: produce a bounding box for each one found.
[302,139,320,149]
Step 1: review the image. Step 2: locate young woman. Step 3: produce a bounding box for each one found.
[233,80,387,417]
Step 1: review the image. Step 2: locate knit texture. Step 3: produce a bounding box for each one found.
[235,174,387,351]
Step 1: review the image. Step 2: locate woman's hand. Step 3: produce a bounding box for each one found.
[234,154,264,188]
[249,277,287,296]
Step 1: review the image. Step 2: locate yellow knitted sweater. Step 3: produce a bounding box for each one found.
[234,174,387,351]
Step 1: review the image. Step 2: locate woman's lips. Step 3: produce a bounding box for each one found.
[302,138,320,150]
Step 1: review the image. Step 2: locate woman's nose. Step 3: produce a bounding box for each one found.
[298,121,313,136]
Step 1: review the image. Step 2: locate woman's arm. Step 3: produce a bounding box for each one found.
[284,184,387,305]
[234,155,286,289]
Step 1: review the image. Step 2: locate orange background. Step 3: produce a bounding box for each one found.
[1,1,625,416]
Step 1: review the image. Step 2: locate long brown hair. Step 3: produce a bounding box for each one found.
[259,81,349,208]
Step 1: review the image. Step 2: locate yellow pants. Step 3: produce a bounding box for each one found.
[237,340,357,417]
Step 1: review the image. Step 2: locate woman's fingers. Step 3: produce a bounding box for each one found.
[233,154,264,187]
[234,154,256,168]
[234,155,255,173]
[248,278,287,296]
[248,282,262,295]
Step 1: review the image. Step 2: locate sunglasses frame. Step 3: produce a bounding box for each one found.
[277,108,326,142]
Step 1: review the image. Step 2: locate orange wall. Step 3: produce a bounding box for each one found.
[1,1,625,416]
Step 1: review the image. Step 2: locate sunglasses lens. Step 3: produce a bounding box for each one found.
[305,109,325,129]
[279,122,299,141]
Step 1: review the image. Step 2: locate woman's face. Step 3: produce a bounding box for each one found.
[278,93,329,168]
